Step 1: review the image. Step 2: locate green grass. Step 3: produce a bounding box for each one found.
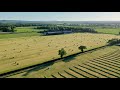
[64,26,120,35]
[95,28,120,35]
[0,33,40,39]
[0,27,44,39]
[16,27,40,33]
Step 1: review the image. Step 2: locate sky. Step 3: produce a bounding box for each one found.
[0,12,120,21]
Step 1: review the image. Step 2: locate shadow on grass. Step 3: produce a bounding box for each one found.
[22,62,54,76]
[62,54,78,62]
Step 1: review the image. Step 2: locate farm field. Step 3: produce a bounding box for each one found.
[8,46,120,78]
[1,12,120,78]
[16,27,46,33]
[0,33,120,75]
[0,27,41,39]
[95,28,120,35]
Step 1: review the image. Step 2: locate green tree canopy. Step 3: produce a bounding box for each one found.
[58,48,67,58]
[107,38,120,45]
[78,46,87,52]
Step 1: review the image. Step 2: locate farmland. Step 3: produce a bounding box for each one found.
[0,27,41,39]
[1,12,120,78]
[0,31,120,76]
[8,46,120,78]
[0,21,120,78]
[95,28,120,35]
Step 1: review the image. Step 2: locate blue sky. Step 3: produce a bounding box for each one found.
[0,12,120,21]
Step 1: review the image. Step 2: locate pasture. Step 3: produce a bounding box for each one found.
[0,33,120,75]
[16,27,43,33]
[95,28,120,35]
[0,27,41,39]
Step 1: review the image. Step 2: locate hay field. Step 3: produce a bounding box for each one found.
[0,33,120,74]
[8,46,120,78]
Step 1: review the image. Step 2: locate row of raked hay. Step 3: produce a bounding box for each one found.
[45,48,120,78]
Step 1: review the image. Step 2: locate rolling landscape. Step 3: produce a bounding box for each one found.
[0,12,120,78]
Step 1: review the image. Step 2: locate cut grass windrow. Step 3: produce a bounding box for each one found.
[63,70,78,78]
[87,60,120,72]
[84,62,119,78]
[83,62,120,77]
[58,72,67,78]
[65,68,88,78]
[81,64,108,78]
[51,75,57,78]
[73,66,99,78]
[69,68,89,78]
[98,49,120,58]
[91,59,120,68]
[96,54,120,61]
[94,58,120,66]
[78,64,116,78]
[97,51,120,59]
[64,69,82,78]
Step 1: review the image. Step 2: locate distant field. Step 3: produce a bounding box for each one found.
[63,26,120,35]
[0,27,43,39]
[16,27,42,33]
[0,33,41,39]
[0,33,120,75]
[95,28,120,35]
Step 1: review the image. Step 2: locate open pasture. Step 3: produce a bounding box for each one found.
[0,27,41,39]
[16,27,42,33]
[95,28,120,35]
[0,33,120,75]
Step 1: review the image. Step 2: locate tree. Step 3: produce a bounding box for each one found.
[107,38,120,45]
[78,46,87,53]
[10,26,16,32]
[58,48,67,58]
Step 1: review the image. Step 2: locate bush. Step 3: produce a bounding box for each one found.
[107,38,120,45]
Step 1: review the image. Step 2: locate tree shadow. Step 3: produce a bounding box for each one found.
[62,54,78,62]
[22,62,54,76]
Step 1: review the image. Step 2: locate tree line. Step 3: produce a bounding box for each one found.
[36,26,97,33]
[0,26,16,32]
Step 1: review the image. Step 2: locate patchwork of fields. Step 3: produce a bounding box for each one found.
[0,27,40,39]
[0,32,120,76]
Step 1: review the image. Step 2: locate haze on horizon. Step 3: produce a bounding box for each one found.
[0,12,120,21]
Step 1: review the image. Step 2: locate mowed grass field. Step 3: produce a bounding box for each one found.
[8,46,120,78]
[0,27,41,39]
[16,27,45,33]
[0,32,120,75]
[96,28,120,35]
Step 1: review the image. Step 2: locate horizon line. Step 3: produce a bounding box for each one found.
[1,20,120,22]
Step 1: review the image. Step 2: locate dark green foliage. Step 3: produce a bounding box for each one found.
[78,46,87,52]
[36,26,97,33]
[0,26,16,32]
[107,38,120,45]
[10,26,16,32]
[58,48,67,58]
